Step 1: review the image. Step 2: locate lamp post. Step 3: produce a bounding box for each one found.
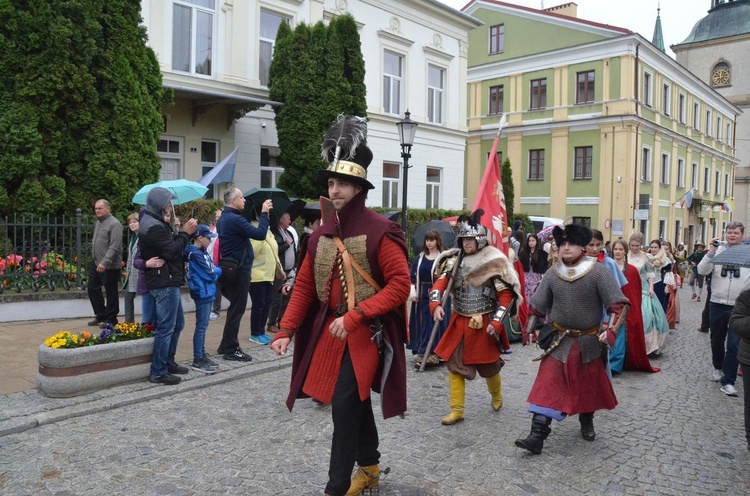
[396,110,418,232]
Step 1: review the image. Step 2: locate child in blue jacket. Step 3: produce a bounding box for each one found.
[184,224,222,373]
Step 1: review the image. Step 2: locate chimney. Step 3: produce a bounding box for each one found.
[544,2,578,18]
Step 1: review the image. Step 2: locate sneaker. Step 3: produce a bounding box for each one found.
[261,334,272,344]
[88,319,103,327]
[697,297,701,302]
[712,369,723,381]
[721,384,738,396]
[202,354,219,367]
[191,359,217,374]
[691,294,697,300]
[209,312,220,321]
[224,349,253,362]
[249,334,268,345]
[149,374,181,385]
[266,325,280,334]
[167,363,189,375]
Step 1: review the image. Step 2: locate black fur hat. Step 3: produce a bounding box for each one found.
[552,224,592,248]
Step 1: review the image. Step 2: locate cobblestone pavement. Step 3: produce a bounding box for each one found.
[1,289,749,495]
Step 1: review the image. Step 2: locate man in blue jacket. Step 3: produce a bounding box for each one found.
[216,187,272,361]
[138,187,197,385]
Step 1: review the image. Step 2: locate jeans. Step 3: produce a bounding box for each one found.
[709,302,740,386]
[150,286,184,377]
[141,291,156,326]
[325,350,379,496]
[218,269,251,354]
[249,281,274,336]
[193,298,212,361]
[87,262,120,323]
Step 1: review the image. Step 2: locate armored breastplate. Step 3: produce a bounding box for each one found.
[451,261,498,316]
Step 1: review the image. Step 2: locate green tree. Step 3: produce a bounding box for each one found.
[268,14,367,199]
[0,0,168,216]
[501,157,515,220]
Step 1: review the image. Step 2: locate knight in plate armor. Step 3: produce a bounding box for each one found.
[514,224,630,455]
[429,210,523,425]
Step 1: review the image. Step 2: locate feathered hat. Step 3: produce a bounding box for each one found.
[552,223,592,248]
[317,114,374,190]
[457,209,488,250]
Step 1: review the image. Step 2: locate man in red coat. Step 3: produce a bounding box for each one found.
[429,210,522,425]
[271,116,410,496]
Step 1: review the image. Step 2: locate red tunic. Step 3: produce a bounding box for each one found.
[277,236,410,405]
[429,276,515,364]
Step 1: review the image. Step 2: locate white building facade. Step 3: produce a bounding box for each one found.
[140,0,479,209]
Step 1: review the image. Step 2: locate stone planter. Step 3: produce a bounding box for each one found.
[37,337,154,397]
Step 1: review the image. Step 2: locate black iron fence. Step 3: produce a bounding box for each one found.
[0,210,106,294]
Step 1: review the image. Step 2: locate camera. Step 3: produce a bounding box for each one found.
[713,240,727,247]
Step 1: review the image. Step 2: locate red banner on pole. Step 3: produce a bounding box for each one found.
[472,122,508,255]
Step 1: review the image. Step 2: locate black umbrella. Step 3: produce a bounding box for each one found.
[286,198,308,223]
[711,244,750,268]
[382,211,401,223]
[411,220,456,254]
[300,202,321,225]
[243,187,291,223]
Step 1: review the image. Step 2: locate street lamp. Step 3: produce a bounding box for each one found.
[396,110,418,232]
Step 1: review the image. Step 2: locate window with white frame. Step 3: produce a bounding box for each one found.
[382,162,400,208]
[677,158,685,188]
[200,140,218,199]
[426,167,441,209]
[727,123,732,145]
[157,138,182,181]
[489,85,504,115]
[489,24,504,54]
[260,10,289,86]
[722,221,727,236]
[715,170,721,195]
[427,65,444,124]
[530,78,547,110]
[675,220,682,245]
[693,102,700,130]
[706,109,712,136]
[704,166,710,193]
[660,153,670,185]
[662,83,671,116]
[678,93,686,123]
[717,116,722,141]
[172,0,215,76]
[658,219,666,240]
[260,148,284,188]
[691,162,698,189]
[528,149,544,180]
[725,173,730,196]
[574,146,592,179]
[641,147,652,182]
[643,71,652,106]
[383,51,403,115]
[701,220,707,244]
[712,222,718,239]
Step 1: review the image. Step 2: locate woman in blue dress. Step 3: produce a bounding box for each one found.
[628,233,670,356]
[408,229,447,368]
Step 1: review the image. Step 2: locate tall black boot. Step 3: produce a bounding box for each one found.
[514,414,552,454]
[579,412,595,441]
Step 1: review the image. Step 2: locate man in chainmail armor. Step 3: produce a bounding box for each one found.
[515,224,629,454]
[429,210,523,426]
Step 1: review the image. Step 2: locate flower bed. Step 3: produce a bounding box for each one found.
[37,323,155,397]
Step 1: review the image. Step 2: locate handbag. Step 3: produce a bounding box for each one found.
[217,256,240,285]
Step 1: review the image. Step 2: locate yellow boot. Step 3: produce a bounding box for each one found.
[345,464,379,495]
[486,374,503,411]
[441,372,465,425]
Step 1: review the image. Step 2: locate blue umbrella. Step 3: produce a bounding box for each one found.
[132,179,208,205]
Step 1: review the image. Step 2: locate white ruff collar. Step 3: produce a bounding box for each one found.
[553,256,596,282]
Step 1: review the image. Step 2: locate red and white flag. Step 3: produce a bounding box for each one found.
[472,115,508,255]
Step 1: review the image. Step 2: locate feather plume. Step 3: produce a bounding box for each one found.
[469,209,484,228]
[320,114,368,165]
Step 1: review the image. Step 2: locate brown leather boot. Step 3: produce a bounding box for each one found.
[345,464,379,495]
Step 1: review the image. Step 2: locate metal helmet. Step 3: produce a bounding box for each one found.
[457,210,488,250]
